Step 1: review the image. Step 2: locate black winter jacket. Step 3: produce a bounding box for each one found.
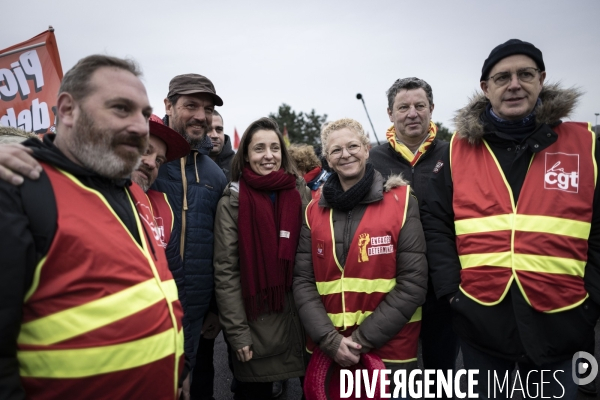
[421,84,600,365]
[369,137,448,207]
[369,134,451,322]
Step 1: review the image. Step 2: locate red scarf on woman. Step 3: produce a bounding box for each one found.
[238,165,302,320]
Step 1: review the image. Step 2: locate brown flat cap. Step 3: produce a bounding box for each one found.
[167,74,223,106]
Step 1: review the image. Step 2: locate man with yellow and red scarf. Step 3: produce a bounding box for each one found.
[369,77,457,396]
[0,55,184,399]
[421,39,600,399]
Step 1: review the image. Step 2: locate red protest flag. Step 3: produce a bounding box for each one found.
[0,28,63,134]
[233,127,240,150]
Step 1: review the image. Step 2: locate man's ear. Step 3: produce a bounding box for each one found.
[387,108,393,122]
[480,81,490,99]
[164,98,173,117]
[56,92,76,129]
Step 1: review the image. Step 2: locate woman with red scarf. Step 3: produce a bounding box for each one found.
[213,117,309,399]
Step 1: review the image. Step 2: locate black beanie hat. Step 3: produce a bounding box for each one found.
[481,39,545,82]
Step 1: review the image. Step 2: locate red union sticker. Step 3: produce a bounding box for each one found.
[544,152,579,193]
[316,239,325,258]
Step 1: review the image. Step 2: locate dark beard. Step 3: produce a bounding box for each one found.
[170,116,206,148]
[180,129,204,148]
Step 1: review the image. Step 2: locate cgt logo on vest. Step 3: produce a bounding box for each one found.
[317,240,325,258]
[544,153,579,193]
[136,202,167,248]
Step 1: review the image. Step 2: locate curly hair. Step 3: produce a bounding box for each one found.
[288,144,321,174]
[320,118,370,153]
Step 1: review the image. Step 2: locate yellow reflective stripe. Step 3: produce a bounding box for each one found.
[459,252,512,269]
[327,307,422,328]
[315,278,396,295]
[513,254,586,276]
[381,357,417,363]
[161,192,175,232]
[328,310,371,327]
[589,123,597,187]
[455,214,590,240]
[330,209,343,273]
[455,214,513,235]
[18,279,177,346]
[514,215,590,239]
[460,252,585,276]
[409,307,422,323]
[162,279,179,303]
[401,186,410,228]
[305,199,314,230]
[19,328,182,378]
[482,140,517,211]
[449,132,457,176]
[24,256,46,303]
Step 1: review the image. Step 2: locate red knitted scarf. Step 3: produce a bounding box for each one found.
[238,166,302,320]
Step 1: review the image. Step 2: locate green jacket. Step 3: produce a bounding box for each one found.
[213,178,310,382]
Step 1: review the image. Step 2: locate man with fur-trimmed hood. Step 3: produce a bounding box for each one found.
[421,39,600,399]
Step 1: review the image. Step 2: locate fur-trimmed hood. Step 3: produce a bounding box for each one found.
[0,126,39,145]
[384,173,409,191]
[454,83,582,144]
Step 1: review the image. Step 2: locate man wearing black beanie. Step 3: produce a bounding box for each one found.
[422,38,600,399]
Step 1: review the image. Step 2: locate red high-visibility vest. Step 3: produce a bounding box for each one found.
[451,122,596,312]
[147,189,174,248]
[17,163,184,399]
[305,186,421,363]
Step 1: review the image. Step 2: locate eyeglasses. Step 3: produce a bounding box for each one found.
[328,143,362,160]
[487,67,540,86]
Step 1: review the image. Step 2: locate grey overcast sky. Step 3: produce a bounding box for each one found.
[3,0,600,141]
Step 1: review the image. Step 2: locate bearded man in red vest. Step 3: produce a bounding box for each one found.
[0,55,185,399]
[421,39,600,399]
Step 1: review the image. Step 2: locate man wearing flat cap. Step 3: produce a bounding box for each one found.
[151,74,227,392]
[421,39,600,399]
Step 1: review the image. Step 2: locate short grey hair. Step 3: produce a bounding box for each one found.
[386,77,433,111]
[60,55,142,102]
